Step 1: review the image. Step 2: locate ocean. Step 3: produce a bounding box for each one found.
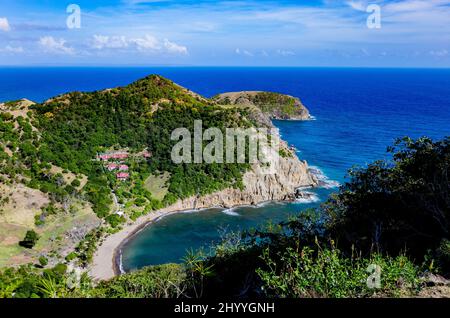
[1,67,449,271]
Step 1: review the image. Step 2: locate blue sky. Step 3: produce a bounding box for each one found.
[0,0,449,67]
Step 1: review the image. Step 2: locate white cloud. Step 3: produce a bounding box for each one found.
[384,0,450,13]
[131,35,161,51]
[39,36,74,55]
[0,45,25,54]
[0,17,10,32]
[430,49,449,57]
[164,39,188,54]
[92,35,128,49]
[0,45,24,53]
[235,48,253,56]
[90,34,188,55]
[346,1,368,11]
[277,49,295,57]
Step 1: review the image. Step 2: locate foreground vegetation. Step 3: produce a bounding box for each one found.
[0,136,448,298]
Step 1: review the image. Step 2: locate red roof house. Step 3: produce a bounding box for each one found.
[116,172,130,180]
[107,163,118,171]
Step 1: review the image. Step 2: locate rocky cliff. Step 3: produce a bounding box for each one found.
[164,93,318,209]
[168,153,317,210]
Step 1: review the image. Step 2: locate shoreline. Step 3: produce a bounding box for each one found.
[90,199,285,281]
[113,200,284,276]
[90,196,313,281]
[112,209,185,277]
[89,204,199,281]
[90,168,330,281]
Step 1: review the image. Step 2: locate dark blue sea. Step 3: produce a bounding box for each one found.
[1,67,449,271]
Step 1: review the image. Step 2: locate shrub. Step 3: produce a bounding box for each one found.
[71,179,81,187]
[256,244,420,298]
[92,264,186,298]
[105,214,125,228]
[325,137,450,263]
[39,256,48,267]
[65,252,77,262]
[19,230,39,249]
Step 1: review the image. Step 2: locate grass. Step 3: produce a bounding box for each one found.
[34,206,96,251]
[143,172,170,201]
[0,199,98,267]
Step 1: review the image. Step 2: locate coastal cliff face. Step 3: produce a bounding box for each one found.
[169,154,317,210]
[162,90,318,209]
[161,95,318,210]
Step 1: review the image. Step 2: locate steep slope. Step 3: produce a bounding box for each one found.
[0,100,100,267]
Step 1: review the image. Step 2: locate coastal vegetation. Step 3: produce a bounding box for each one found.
[213,91,311,120]
[0,75,448,298]
[0,136,448,298]
[1,75,297,272]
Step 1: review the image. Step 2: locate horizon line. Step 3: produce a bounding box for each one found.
[1,65,450,70]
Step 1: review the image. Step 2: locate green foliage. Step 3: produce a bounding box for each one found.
[325,137,450,262]
[70,178,81,187]
[105,214,125,228]
[19,230,39,249]
[0,112,13,121]
[0,264,75,298]
[75,228,104,267]
[25,74,253,218]
[182,249,214,298]
[65,252,77,262]
[257,244,420,298]
[38,256,48,267]
[252,92,298,117]
[91,264,186,298]
[436,239,450,273]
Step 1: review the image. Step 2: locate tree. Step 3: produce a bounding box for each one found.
[325,137,450,264]
[19,230,39,249]
[39,256,48,267]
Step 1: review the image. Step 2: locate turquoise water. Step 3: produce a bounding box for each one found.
[1,67,449,271]
[119,190,332,271]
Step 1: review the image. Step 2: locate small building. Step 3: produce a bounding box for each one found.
[142,150,152,158]
[119,164,129,171]
[107,163,118,171]
[112,152,128,159]
[97,151,129,161]
[98,154,111,161]
[116,172,130,181]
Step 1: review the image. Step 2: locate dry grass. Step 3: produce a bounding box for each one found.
[49,165,88,190]
[143,172,170,201]
[0,182,99,267]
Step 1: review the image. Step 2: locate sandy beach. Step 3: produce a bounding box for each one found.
[89,205,183,281]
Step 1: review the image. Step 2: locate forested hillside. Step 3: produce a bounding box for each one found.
[0,75,265,268]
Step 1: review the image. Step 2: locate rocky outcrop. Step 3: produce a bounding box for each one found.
[215,91,312,121]
[162,144,317,210]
